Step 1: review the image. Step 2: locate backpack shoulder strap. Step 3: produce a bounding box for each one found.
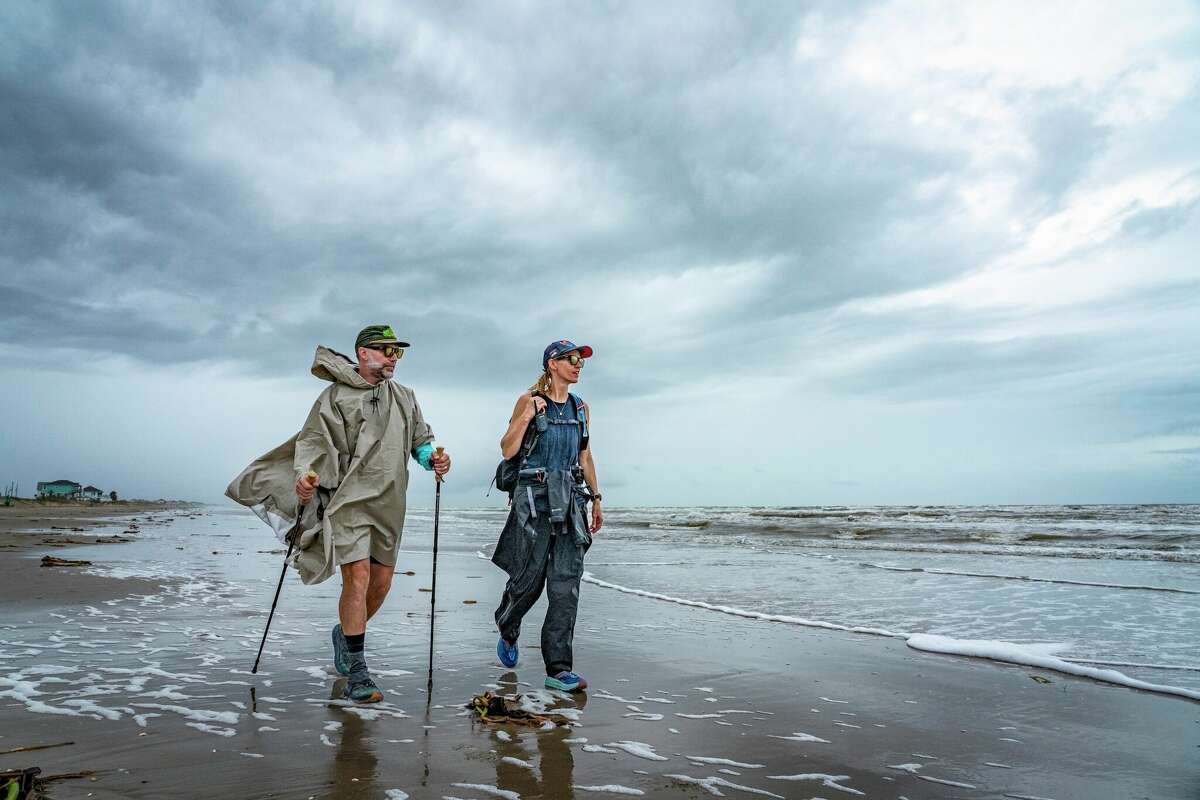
[517,392,546,467]
[569,393,589,450]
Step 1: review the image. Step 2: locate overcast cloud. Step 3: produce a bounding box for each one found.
[2,0,1198,507]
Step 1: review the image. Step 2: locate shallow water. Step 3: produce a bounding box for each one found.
[1,505,1197,798]
[7,504,1198,703]
[424,504,1200,693]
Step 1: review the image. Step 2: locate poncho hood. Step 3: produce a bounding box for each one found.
[310,345,373,389]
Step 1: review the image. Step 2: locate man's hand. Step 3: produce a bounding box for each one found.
[295,471,319,505]
[590,502,603,535]
[431,449,451,478]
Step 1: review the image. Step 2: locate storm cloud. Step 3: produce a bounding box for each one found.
[2,1,1198,505]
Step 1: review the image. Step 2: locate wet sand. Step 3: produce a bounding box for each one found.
[0,501,202,608]
[1,509,1197,799]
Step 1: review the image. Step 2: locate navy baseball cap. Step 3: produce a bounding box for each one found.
[543,339,594,368]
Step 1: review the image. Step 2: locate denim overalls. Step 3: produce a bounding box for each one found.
[492,394,592,675]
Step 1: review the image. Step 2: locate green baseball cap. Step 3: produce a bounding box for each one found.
[355,325,410,350]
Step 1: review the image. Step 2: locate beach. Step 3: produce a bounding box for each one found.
[1,505,1197,799]
[0,502,203,609]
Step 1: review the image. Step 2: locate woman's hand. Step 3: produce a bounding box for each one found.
[431,449,451,478]
[524,393,547,421]
[590,501,603,535]
[502,393,546,459]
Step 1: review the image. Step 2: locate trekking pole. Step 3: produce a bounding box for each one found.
[426,447,445,694]
[252,471,316,674]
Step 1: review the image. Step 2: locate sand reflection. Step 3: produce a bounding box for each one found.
[490,672,586,799]
[329,678,380,798]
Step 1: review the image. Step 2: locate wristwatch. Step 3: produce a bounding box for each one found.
[590,493,603,503]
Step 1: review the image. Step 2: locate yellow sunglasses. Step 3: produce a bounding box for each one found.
[367,345,405,359]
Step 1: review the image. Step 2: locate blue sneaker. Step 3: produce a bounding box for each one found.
[497,637,519,668]
[331,624,351,676]
[545,671,587,692]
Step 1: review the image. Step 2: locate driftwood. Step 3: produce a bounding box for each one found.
[39,556,92,568]
[0,742,72,756]
[39,770,97,783]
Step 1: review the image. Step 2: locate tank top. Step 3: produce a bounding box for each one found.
[523,395,581,471]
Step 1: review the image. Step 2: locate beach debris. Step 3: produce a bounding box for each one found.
[0,743,73,756]
[1,767,39,800]
[37,770,98,787]
[39,556,92,568]
[1029,675,1052,684]
[463,600,478,604]
[467,692,569,727]
[0,767,88,800]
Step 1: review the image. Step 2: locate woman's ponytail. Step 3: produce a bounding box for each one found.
[528,370,552,396]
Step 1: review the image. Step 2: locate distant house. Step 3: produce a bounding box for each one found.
[37,480,81,499]
[81,485,103,501]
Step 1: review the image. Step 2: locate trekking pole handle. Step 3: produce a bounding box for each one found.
[298,470,318,504]
[434,447,445,483]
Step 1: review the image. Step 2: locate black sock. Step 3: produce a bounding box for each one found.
[345,633,365,654]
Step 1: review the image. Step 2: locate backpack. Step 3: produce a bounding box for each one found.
[492,393,588,496]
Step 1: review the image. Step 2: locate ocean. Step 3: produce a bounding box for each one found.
[9,503,1196,708]
[418,503,1200,697]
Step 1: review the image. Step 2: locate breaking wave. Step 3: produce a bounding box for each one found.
[581,572,1200,703]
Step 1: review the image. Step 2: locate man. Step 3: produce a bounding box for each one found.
[228,325,450,703]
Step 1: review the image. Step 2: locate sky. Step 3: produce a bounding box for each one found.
[2,1,1198,508]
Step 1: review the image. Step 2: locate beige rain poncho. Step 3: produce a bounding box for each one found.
[226,346,435,584]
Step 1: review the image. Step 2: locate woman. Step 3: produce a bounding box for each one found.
[491,339,603,692]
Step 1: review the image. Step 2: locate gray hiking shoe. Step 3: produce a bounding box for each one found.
[344,673,383,703]
[331,624,351,676]
[343,652,383,703]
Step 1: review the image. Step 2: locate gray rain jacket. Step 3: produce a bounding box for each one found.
[226,346,435,584]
